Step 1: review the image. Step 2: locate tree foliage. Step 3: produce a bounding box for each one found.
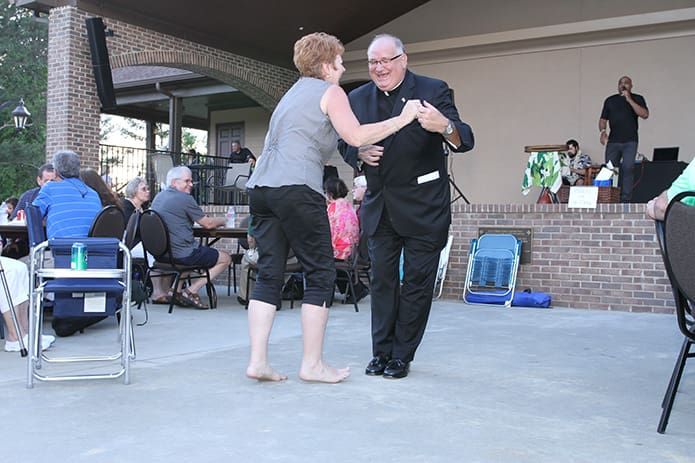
[0,0,48,199]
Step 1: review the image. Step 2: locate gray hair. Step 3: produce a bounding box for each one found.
[369,34,405,55]
[125,177,146,198]
[51,150,81,179]
[166,165,191,186]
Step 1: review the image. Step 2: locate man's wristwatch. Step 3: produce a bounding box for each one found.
[443,120,454,136]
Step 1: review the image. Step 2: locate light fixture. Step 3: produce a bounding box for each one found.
[11,99,31,130]
[0,98,31,130]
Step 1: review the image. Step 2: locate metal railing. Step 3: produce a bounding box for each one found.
[99,145,242,205]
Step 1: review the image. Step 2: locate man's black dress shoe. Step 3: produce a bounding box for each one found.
[383,359,409,379]
[365,355,390,376]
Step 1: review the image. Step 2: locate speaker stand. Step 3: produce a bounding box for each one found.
[449,175,470,205]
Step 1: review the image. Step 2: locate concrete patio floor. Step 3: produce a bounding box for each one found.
[1,290,693,462]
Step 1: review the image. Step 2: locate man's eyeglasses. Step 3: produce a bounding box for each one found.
[176,178,193,184]
[367,54,403,68]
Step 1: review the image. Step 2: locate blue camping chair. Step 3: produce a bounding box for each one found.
[463,234,522,307]
[27,237,133,387]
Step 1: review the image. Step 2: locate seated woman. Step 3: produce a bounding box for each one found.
[81,168,123,209]
[324,177,359,260]
[324,177,368,303]
[120,177,150,224]
[1,256,54,352]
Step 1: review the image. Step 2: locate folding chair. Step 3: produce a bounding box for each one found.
[217,163,250,205]
[89,205,126,239]
[139,209,217,312]
[655,191,695,434]
[25,204,46,248]
[433,234,454,300]
[27,237,133,387]
[463,233,522,307]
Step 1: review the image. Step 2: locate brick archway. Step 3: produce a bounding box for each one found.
[44,5,297,164]
[110,50,296,111]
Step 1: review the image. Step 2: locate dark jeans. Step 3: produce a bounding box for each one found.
[605,141,638,202]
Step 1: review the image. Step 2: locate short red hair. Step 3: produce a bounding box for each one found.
[293,32,344,79]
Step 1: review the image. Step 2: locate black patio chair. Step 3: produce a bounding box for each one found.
[138,209,216,313]
[655,190,695,434]
[334,239,371,312]
[88,205,126,239]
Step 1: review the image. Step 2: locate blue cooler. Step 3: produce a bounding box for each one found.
[593,179,611,187]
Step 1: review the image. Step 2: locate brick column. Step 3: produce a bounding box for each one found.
[46,6,101,168]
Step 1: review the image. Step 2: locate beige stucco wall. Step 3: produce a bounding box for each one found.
[207,107,271,158]
[339,5,695,203]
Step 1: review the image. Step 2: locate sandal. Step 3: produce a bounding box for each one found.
[179,289,209,309]
[151,294,172,305]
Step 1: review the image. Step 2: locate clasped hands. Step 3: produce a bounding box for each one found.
[359,99,449,167]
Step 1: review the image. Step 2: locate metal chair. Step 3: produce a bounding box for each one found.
[218,163,250,205]
[244,250,302,310]
[433,234,454,300]
[25,204,46,248]
[27,237,133,386]
[124,211,149,325]
[89,205,126,239]
[463,233,522,307]
[655,191,695,433]
[138,209,217,312]
[149,153,175,193]
[334,239,371,312]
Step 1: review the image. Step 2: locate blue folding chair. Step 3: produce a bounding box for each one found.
[463,234,522,307]
[27,237,133,387]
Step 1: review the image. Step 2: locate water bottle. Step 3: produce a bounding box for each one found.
[0,202,7,224]
[226,206,236,228]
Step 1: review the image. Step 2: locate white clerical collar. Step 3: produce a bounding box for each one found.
[382,77,406,96]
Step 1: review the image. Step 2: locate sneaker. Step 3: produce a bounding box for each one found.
[4,335,55,352]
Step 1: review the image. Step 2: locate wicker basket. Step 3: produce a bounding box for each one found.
[557,185,620,204]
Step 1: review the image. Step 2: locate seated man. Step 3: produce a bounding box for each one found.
[13,163,55,222]
[150,166,231,309]
[561,139,592,186]
[229,141,254,164]
[33,150,102,239]
[1,256,54,352]
[646,161,695,220]
[33,150,104,337]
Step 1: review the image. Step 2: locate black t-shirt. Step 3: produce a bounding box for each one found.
[229,148,253,163]
[600,93,647,143]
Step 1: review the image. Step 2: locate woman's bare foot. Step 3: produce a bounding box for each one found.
[299,362,351,383]
[246,364,288,382]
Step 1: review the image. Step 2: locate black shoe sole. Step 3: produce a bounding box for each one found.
[365,369,384,376]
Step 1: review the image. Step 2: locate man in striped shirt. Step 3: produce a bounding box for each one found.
[33,150,101,239]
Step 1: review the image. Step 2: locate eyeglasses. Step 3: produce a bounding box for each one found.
[367,54,403,68]
[176,178,193,184]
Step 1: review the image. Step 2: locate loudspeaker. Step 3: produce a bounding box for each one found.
[630,161,688,203]
[85,17,117,111]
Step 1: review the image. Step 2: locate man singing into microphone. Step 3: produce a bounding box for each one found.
[598,75,649,202]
